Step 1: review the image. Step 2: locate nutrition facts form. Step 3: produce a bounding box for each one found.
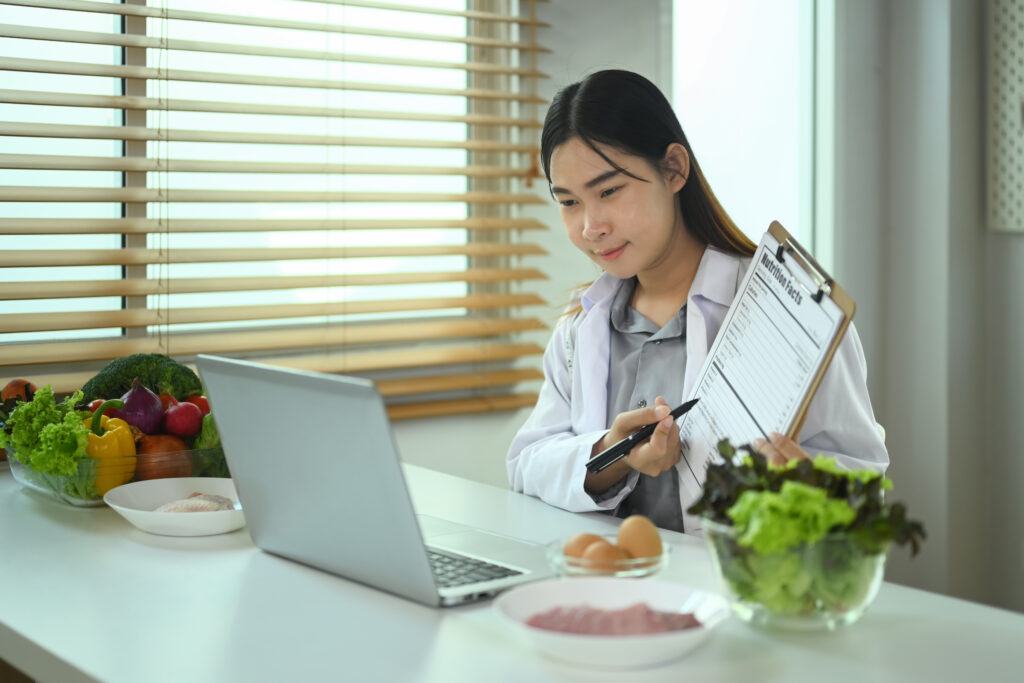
[677,223,853,504]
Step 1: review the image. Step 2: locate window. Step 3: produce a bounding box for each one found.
[0,0,550,419]
[673,0,815,248]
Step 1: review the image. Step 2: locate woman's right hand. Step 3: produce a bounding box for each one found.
[586,397,680,492]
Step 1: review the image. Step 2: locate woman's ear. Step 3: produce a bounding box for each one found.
[662,143,690,192]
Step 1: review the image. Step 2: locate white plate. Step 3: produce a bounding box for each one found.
[494,577,729,669]
[104,477,245,537]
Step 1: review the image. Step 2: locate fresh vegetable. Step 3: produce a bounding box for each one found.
[2,380,39,460]
[184,394,210,416]
[80,353,202,403]
[191,414,230,477]
[0,385,89,477]
[689,441,926,555]
[87,398,117,417]
[81,399,137,496]
[2,378,38,403]
[112,378,165,434]
[162,395,203,437]
[689,440,926,616]
[192,413,220,450]
[0,402,11,462]
[157,391,175,412]
[726,481,857,555]
[135,434,192,480]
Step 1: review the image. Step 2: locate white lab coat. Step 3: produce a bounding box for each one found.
[506,246,889,525]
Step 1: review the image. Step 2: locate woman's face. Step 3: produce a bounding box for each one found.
[548,137,687,281]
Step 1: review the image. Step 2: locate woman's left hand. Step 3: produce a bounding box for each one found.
[752,432,810,466]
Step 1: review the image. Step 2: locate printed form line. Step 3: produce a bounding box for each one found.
[713,359,771,443]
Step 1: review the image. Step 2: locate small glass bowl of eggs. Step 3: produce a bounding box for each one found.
[547,515,670,578]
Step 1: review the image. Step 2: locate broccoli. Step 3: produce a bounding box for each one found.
[80,353,203,402]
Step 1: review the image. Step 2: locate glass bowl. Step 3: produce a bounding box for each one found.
[7,446,229,507]
[546,535,670,578]
[702,519,887,631]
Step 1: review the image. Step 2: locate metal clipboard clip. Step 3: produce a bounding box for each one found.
[774,239,833,304]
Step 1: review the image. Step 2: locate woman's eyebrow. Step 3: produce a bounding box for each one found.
[550,169,622,195]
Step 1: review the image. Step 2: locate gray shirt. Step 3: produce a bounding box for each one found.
[604,277,688,532]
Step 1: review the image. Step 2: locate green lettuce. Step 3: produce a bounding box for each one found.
[191,414,230,478]
[690,440,925,557]
[691,440,925,616]
[727,480,856,555]
[0,386,89,476]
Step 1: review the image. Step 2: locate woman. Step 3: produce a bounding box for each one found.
[506,70,888,533]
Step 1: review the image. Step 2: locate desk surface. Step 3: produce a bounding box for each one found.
[1,464,1021,683]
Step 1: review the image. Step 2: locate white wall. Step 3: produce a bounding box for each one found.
[673,0,815,246]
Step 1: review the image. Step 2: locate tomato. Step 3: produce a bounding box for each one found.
[157,392,175,412]
[87,398,117,417]
[184,395,211,416]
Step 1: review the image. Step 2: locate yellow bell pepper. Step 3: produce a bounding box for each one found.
[83,400,137,496]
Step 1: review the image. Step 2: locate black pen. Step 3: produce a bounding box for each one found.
[584,398,700,473]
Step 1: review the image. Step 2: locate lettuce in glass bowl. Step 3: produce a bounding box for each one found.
[689,441,925,631]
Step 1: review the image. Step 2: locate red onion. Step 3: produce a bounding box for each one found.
[113,377,165,434]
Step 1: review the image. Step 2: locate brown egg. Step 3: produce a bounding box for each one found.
[616,515,663,561]
[581,539,630,572]
[563,532,605,558]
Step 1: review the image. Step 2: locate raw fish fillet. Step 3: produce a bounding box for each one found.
[154,492,235,513]
[526,603,700,635]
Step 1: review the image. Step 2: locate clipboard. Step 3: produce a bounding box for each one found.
[677,221,855,486]
[765,221,855,437]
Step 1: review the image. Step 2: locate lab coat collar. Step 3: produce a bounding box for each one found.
[684,246,748,399]
[689,246,742,306]
[578,245,742,311]
[580,272,624,312]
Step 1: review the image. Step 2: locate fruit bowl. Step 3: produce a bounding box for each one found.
[546,535,670,578]
[703,518,887,631]
[8,446,229,507]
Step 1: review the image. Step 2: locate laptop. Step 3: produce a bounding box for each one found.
[196,354,552,607]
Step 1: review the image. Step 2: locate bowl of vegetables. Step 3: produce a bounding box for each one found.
[1,380,228,508]
[688,441,926,631]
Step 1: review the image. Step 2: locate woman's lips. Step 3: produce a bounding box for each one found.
[596,244,627,261]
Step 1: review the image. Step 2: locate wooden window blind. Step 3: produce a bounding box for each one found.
[0,0,550,420]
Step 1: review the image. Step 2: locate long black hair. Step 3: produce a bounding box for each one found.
[540,69,755,257]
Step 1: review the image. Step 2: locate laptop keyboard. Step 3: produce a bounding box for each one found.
[427,549,523,588]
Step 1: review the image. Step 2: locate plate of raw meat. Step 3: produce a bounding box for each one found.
[493,577,729,668]
[104,477,245,537]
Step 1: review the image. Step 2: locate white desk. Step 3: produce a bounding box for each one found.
[1,464,1022,683]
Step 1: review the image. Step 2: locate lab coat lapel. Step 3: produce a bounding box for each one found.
[683,306,707,400]
[680,248,750,521]
[573,277,617,434]
[682,247,744,399]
